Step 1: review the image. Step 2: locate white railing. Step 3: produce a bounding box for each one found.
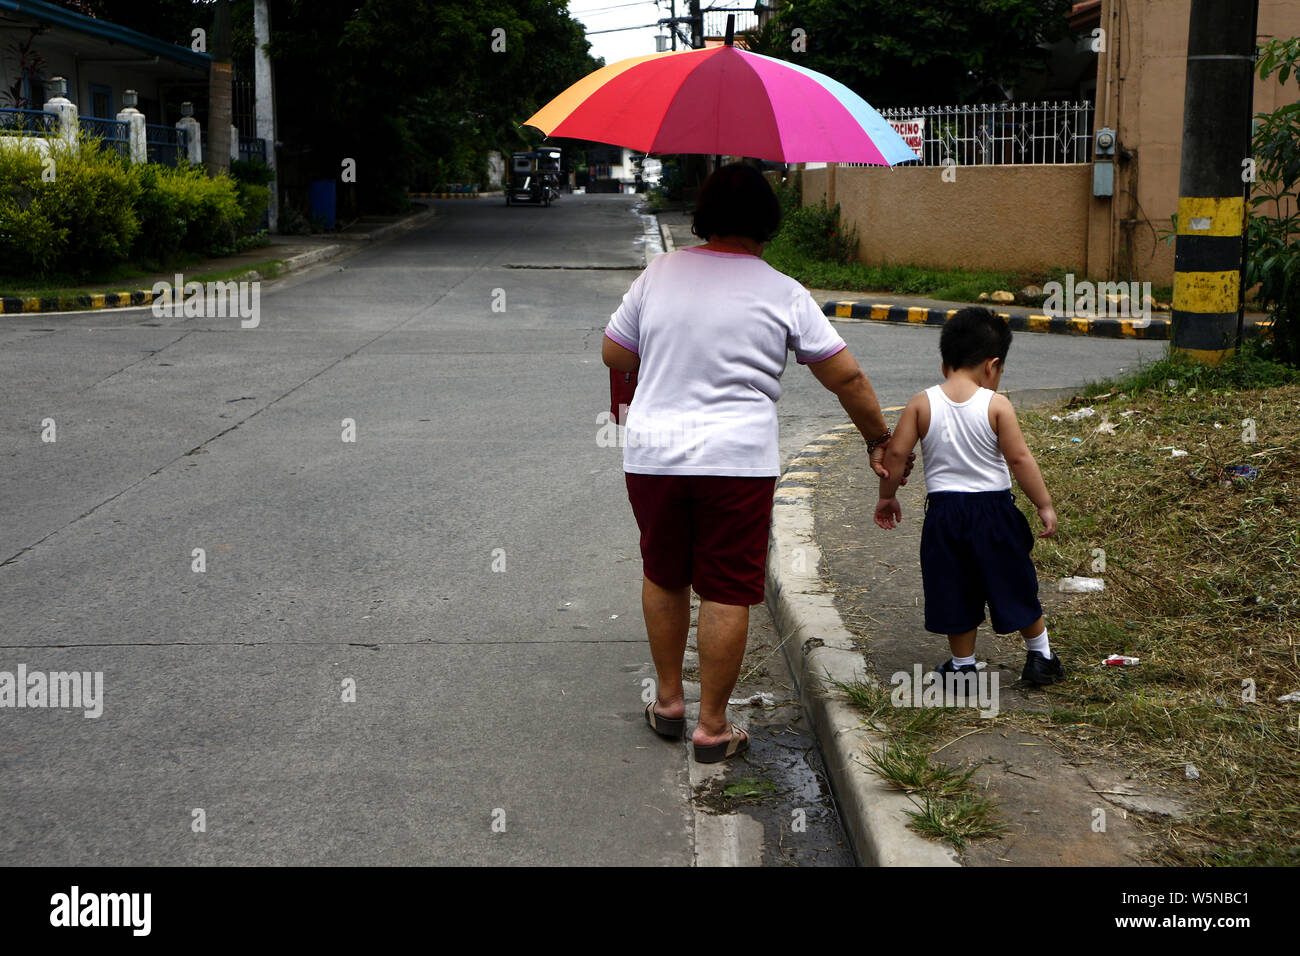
[863,101,1096,166]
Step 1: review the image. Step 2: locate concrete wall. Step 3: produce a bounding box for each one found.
[803,164,1093,275]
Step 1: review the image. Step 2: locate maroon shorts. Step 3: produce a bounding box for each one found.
[624,474,778,606]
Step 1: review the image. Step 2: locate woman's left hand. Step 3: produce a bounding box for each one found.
[868,444,890,480]
[869,440,916,485]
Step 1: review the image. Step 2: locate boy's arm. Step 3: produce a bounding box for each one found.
[992,394,1058,536]
[879,396,921,500]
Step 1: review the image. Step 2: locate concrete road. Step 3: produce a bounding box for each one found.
[0,194,1166,865]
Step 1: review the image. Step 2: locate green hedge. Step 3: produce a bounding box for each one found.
[774,198,858,265]
[0,135,266,280]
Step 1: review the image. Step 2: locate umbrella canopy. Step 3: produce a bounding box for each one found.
[523,43,916,165]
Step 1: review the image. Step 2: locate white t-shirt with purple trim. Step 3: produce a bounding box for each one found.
[605,246,847,476]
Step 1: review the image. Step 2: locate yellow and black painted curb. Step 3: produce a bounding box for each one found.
[407,191,481,199]
[823,299,1272,342]
[771,425,856,505]
[2,289,157,315]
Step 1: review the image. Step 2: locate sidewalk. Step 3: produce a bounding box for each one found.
[767,403,1196,866]
[1,204,437,314]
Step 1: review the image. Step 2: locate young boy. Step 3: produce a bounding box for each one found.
[874,307,1064,686]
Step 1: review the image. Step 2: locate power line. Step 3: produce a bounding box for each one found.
[570,1,661,17]
[584,21,672,35]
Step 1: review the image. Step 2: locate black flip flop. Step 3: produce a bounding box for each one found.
[692,724,749,764]
[645,700,685,740]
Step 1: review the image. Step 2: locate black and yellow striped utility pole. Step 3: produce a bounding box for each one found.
[1172,0,1259,364]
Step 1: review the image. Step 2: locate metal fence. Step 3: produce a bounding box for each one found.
[871,101,1095,166]
[199,132,267,165]
[146,124,188,166]
[238,136,266,164]
[0,107,59,136]
[78,115,129,155]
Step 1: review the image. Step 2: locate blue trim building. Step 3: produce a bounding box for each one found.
[0,0,209,124]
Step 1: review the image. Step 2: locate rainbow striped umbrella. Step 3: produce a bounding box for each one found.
[523,31,915,165]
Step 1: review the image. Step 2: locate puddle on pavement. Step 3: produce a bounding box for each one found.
[689,600,855,867]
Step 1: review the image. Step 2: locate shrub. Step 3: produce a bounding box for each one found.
[0,143,65,276]
[131,163,187,263]
[775,198,858,264]
[130,162,243,261]
[0,136,139,278]
[1248,38,1300,365]
[235,181,271,234]
[229,158,275,187]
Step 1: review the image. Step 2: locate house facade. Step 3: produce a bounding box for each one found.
[0,0,208,127]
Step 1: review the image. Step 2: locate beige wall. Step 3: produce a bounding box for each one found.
[805,1,1300,285]
[1091,0,1299,286]
[803,164,1093,275]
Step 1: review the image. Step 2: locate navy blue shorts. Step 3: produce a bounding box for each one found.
[920,490,1043,635]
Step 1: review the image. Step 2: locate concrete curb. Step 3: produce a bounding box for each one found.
[1,207,436,317]
[824,299,1274,341]
[1,289,158,315]
[659,215,677,254]
[765,425,961,868]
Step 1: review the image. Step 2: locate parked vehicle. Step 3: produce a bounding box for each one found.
[506,149,561,206]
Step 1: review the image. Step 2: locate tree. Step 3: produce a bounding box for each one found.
[207,0,234,177]
[767,0,1074,106]
[48,0,600,212]
[1246,37,1300,364]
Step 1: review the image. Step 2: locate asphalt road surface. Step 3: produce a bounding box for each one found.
[0,194,1165,864]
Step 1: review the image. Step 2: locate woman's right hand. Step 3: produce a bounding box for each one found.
[875,497,902,529]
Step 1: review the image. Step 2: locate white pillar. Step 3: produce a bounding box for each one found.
[176,102,202,164]
[230,124,239,163]
[116,89,147,164]
[254,0,279,231]
[42,76,78,152]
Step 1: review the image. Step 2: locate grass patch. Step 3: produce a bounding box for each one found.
[1009,352,1300,864]
[0,259,284,312]
[693,774,783,814]
[190,260,283,284]
[0,254,206,297]
[864,740,976,796]
[763,240,1055,302]
[830,677,1005,849]
[910,794,1007,850]
[722,777,779,800]
[1080,339,1300,397]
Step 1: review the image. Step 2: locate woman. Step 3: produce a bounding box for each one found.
[603,163,902,763]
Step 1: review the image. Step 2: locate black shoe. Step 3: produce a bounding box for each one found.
[933,658,980,700]
[1022,650,1065,686]
[934,658,978,678]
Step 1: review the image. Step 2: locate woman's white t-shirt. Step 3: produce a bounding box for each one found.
[604,247,846,476]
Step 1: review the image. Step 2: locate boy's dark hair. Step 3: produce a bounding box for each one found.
[940,307,1013,370]
[691,163,782,243]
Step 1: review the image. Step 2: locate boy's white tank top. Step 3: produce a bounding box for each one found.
[920,385,1012,493]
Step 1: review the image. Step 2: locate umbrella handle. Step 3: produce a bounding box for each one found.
[725,14,734,47]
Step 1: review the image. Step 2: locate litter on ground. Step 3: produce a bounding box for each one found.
[1059,576,1106,593]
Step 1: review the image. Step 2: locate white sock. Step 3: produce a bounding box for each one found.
[1024,628,1051,657]
[951,653,976,668]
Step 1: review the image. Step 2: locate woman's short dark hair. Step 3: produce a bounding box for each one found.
[691,163,782,243]
[940,307,1013,370]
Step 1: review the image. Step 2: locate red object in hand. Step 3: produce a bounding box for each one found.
[611,369,637,423]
